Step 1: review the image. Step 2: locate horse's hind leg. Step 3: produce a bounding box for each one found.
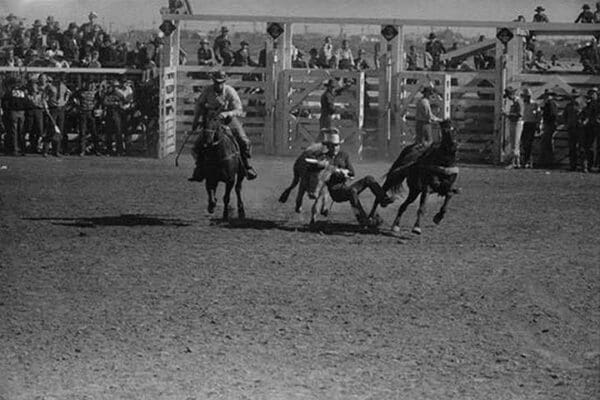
[433,193,453,225]
[392,189,419,233]
[279,171,300,203]
[235,175,245,220]
[206,181,217,214]
[222,181,234,221]
[412,190,428,235]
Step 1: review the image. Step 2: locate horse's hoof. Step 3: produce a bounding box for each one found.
[295,206,302,213]
[320,209,329,217]
[238,210,246,220]
[208,204,216,214]
[392,225,401,233]
[433,214,443,225]
[412,227,422,235]
[278,192,289,203]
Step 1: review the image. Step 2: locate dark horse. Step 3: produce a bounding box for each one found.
[194,117,246,221]
[368,119,460,234]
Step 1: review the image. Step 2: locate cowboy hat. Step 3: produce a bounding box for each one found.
[521,87,532,97]
[323,130,342,145]
[212,70,227,83]
[221,26,229,32]
[89,12,98,19]
[33,19,42,27]
[535,6,545,11]
[582,4,591,9]
[6,13,17,21]
[324,78,338,88]
[200,38,210,44]
[428,32,436,39]
[240,40,249,47]
[570,89,580,97]
[422,86,435,95]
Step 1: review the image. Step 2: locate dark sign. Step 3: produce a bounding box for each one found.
[496,28,514,45]
[267,22,284,40]
[381,25,399,42]
[159,20,176,37]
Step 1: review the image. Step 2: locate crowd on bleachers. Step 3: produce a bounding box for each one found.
[0,11,162,69]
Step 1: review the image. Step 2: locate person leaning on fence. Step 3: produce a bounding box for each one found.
[1,76,28,156]
[189,71,258,182]
[318,36,334,69]
[213,26,230,65]
[335,40,354,70]
[594,2,600,23]
[533,6,550,22]
[75,80,101,156]
[502,87,524,169]
[520,88,540,169]
[582,88,600,172]
[575,4,595,23]
[562,89,585,171]
[539,89,559,167]
[319,78,348,133]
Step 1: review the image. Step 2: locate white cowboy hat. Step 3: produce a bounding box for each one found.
[323,131,342,145]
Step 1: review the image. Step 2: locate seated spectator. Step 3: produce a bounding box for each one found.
[44,39,64,59]
[88,50,101,68]
[318,36,334,68]
[197,38,215,65]
[219,39,235,66]
[533,6,549,22]
[213,26,230,64]
[353,48,370,71]
[575,4,595,23]
[233,41,258,67]
[406,45,419,70]
[595,2,600,22]
[1,47,23,67]
[292,51,308,68]
[81,12,102,43]
[336,39,354,70]
[308,48,320,68]
[62,22,80,64]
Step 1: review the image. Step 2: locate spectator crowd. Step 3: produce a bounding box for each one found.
[0,11,163,69]
[0,72,159,157]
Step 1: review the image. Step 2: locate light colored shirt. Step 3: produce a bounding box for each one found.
[194,84,243,119]
[416,97,437,123]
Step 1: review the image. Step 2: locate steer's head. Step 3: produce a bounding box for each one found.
[304,158,333,199]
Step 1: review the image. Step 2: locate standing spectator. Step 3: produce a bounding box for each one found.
[594,2,600,23]
[502,86,523,169]
[88,50,102,68]
[1,76,28,156]
[353,49,370,71]
[520,88,540,169]
[74,80,101,155]
[103,79,125,155]
[45,74,71,156]
[25,75,46,153]
[62,22,80,64]
[80,12,101,43]
[406,45,419,70]
[29,20,44,51]
[539,89,559,167]
[415,86,442,146]
[335,39,354,70]
[562,89,584,171]
[197,38,215,65]
[213,26,230,64]
[233,41,258,66]
[582,88,599,172]
[320,79,341,132]
[318,36,334,69]
[575,4,595,23]
[425,33,446,71]
[533,6,549,22]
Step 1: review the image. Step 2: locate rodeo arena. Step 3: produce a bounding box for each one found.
[1,0,600,398]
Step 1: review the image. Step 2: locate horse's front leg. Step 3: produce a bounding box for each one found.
[412,189,428,235]
[392,189,419,233]
[433,192,453,225]
[222,180,234,221]
[235,174,245,220]
[279,171,299,203]
[206,181,217,214]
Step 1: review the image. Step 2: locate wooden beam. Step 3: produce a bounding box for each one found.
[441,39,495,62]
[0,67,143,74]
[162,13,600,32]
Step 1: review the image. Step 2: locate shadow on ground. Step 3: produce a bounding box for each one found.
[24,214,193,228]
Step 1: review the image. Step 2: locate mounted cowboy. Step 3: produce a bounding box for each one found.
[189,70,257,182]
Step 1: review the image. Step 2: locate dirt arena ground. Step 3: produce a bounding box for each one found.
[1,154,599,400]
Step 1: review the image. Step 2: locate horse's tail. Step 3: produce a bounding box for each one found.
[382,166,406,194]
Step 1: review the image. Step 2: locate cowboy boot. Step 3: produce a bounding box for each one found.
[240,145,257,180]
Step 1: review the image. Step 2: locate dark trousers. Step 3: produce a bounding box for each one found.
[25,109,44,152]
[7,110,26,154]
[521,122,537,165]
[567,126,583,170]
[106,108,124,154]
[538,121,556,166]
[329,176,387,204]
[582,123,599,170]
[229,116,251,159]
[80,111,99,152]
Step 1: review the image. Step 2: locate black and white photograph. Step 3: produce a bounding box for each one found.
[0,0,599,398]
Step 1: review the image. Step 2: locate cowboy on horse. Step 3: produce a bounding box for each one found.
[188,70,258,182]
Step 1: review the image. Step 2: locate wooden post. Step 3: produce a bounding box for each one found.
[389,25,404,157]
[377,33,391,158]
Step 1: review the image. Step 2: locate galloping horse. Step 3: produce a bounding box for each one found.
[194,116,246,221]
[368,119,460,234]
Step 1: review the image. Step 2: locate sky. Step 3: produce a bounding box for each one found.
[0,0,593,33]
